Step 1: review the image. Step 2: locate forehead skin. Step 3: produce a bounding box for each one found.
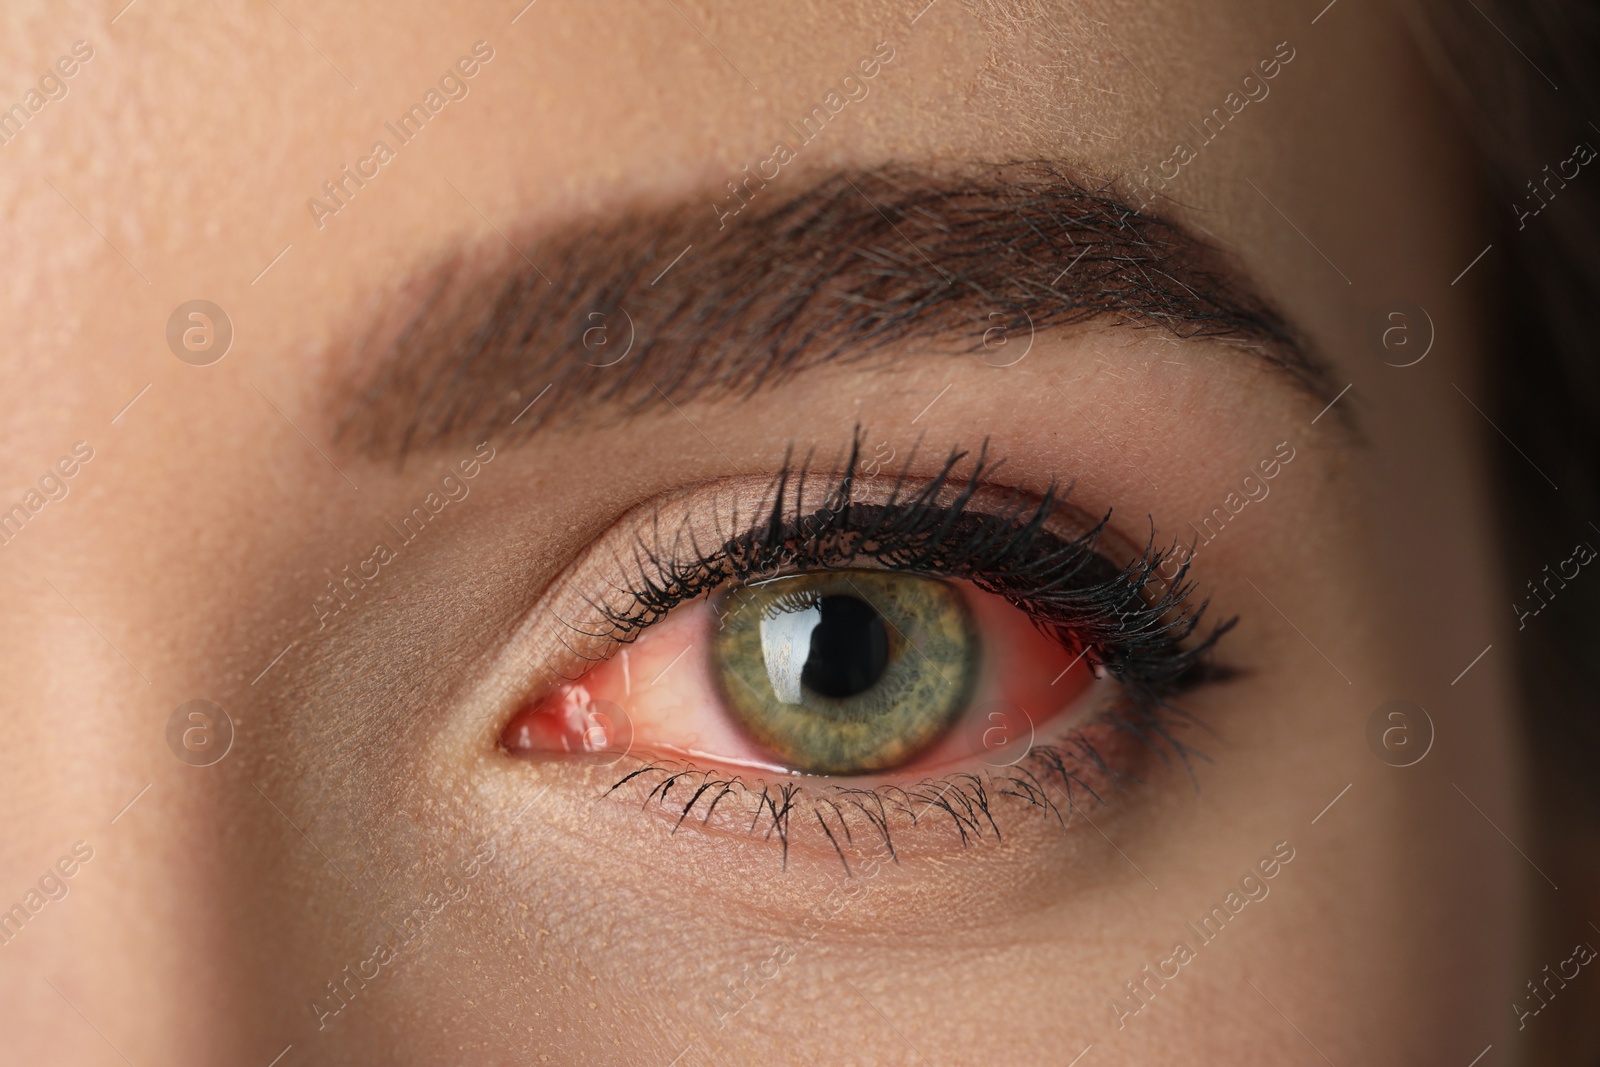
[0,1,1529,1065]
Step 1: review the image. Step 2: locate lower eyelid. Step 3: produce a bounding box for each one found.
[500,606,1202,869]
[591,699,1164,871]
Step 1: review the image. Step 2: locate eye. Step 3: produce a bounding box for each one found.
[497,434,1230,811]
[504,566,1096,776]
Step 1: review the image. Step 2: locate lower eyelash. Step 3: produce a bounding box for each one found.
[602,693,1208,874]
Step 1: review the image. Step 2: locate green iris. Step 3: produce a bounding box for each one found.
[711,570,979,774]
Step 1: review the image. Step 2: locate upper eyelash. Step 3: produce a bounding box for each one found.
[592,430,1232,703]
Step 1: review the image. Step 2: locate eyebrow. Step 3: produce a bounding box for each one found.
[330,161,1336,459]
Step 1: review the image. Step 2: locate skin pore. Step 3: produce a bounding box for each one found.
[0,0,1592,1063]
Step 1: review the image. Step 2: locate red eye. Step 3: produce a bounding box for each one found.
[503,572,1098,777]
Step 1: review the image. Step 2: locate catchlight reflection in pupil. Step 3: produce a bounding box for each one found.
[762,594,891,704]
[712,571,979,774]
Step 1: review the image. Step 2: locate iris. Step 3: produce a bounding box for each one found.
[712,571,978,774]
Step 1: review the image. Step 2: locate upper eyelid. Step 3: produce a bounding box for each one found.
[537,463,1101,613]
[493,449,1217,717]
[547,449,1099,631]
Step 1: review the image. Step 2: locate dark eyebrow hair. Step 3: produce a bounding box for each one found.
[330,160,1336,459]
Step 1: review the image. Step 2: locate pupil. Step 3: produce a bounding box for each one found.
[800,595,890,699]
